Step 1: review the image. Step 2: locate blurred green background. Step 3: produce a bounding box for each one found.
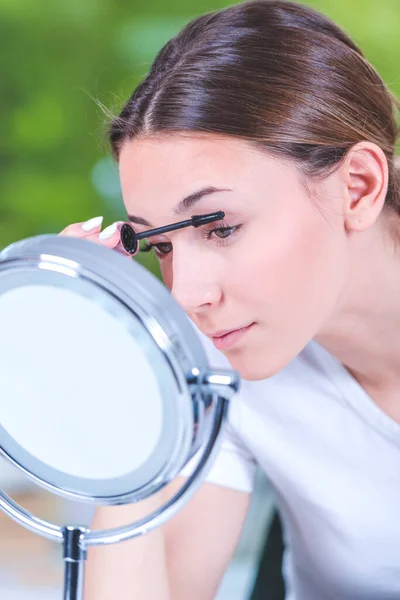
[1,0,399,277]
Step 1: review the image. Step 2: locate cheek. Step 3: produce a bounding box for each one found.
[236,211,346,319]
[226,219,346,380]
[159,262,173,290]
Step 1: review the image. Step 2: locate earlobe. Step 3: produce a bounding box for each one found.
[343,142,389,233]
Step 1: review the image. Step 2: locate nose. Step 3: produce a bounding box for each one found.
[170,250,223,312]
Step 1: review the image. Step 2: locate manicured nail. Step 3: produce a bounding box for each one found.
[99,222,118,240]
[82,216,103,231]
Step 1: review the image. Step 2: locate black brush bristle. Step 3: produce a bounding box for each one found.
[191,211,225,227]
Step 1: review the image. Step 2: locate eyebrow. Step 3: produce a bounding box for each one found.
[127,186,232,227]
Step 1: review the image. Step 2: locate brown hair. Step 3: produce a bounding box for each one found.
[109,0,400,215]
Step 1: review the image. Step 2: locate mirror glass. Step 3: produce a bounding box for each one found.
[0,266,185,501]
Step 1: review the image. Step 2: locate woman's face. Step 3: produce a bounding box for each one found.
[119,133,349,380]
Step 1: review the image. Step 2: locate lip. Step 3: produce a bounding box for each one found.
[208,322,255,351]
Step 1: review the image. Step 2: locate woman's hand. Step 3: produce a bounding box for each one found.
[59,216,130,255]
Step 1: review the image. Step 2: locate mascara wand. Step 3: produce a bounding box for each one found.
[120,211,225,255]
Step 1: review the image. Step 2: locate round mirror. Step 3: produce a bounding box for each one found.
[0,234,211,505]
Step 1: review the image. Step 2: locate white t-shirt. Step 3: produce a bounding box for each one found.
[181,331,400,600]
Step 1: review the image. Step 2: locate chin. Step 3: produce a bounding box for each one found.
[226,354,282,381]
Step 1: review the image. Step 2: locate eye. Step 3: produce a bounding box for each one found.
[203,224,240,241]
[155,242,172,256]
[140,241,172,258]
[213,226,236,239]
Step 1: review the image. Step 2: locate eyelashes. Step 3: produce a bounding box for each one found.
[203,223,240,240]
[139,222,241,259]
[140,240,172,256]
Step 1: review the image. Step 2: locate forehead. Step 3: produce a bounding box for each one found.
[119,133,257,186]
[118,133,302,221]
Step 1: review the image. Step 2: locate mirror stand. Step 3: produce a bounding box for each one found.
[1,392,231,600]
[63,526,87,600]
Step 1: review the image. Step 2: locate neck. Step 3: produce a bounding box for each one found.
[314,215,400,391]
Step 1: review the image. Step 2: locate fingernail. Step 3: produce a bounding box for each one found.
[99,222,118,240]
[82,216,103,232]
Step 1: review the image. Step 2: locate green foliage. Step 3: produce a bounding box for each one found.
[1,0,399,276]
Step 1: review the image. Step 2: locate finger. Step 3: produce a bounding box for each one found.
[59,216,104,238]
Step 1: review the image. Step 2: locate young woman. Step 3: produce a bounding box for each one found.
[61,1,400,598]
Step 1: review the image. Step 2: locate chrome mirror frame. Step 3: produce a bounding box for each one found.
[0,234,240,600]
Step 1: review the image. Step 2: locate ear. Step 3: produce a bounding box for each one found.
[340,141,389,233]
